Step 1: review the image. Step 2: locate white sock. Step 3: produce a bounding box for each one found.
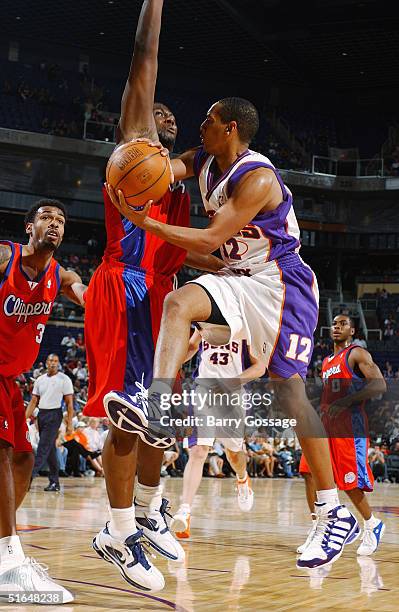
[179,503,191,514]
[135,482,163,512]
[108,506,136,540]
[316,488,340,507]
[0,536,25,571]
[365,514,379,528]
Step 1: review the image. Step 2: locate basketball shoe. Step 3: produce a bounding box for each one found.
[93,525,164,591]
[135,498,185,562]
[296,515,317,554]
[0,557,74,603]
[357,519,385,556]
[103,388,174,449]
[297,502,360,569]
[171,508,191,539]
[236,475,254,512]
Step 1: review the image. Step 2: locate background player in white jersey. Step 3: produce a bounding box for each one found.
[106,98,359,569]
[170,329,265,539]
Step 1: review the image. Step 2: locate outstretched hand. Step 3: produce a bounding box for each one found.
[105,182,152,227]
[126,137,174,182]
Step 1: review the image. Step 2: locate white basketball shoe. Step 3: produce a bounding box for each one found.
[236,475,254,512]
[135,498,185,562]
[296,515,317,554]
[357,519,385,556]
[170,508,191,539]
[0,557,74,604]
[93,525,164,592]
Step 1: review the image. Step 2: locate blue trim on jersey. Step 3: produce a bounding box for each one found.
[0,241,15,289]
[119,220,146,267]
[352,408,373,490]
[344,345,364,381]
[122,267,154,393]
[55,263,61,292]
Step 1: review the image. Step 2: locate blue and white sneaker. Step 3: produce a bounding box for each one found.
[357,519,385,556]
[92,524,165,592]
[103,388,175,449]
[135,498,185,562]
[297,503,360,569]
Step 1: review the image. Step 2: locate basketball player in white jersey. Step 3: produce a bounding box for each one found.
[170,329,265,538]
[106,98,359,569]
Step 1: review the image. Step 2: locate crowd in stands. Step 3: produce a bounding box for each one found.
[0,58,367,171]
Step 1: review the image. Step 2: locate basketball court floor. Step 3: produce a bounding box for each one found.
[9,477,399,611]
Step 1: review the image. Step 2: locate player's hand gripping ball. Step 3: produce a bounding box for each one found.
[106,140,172,209]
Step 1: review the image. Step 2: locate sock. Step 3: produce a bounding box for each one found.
[0,536,25,571]
[108,506,136,540]
[236,471,248,483]
[316,488,339,507]
[179,503,191,514]
[135,482,163,512]
[364,514,380,528]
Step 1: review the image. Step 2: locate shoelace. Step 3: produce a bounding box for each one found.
[361,527,375,548]
[144,499,173,535]
[25,558,53,582]
[125,530,155,569]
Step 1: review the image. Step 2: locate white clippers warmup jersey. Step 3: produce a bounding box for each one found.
[193,147,301,274]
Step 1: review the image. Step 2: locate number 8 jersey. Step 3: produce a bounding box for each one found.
[0,241,60,378]
[193,146,300,274]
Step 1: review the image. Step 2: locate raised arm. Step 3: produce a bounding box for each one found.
[117,0,165,145]
[59,267,87,307]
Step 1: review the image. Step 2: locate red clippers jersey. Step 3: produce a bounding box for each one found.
[321,344,364,410]
[103,182,190,277]
[0,242,60,378]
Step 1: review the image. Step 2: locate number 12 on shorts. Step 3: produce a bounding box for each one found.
[285,334,312,363]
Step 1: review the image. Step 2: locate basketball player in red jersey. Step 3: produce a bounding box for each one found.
[0,199,86,603]
[84,0,223,593]
[298,314,386,558]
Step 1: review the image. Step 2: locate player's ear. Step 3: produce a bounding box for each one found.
[225,121,237,135]
[25,222,33,236]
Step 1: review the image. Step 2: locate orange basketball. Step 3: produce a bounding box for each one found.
[106,141,172,208]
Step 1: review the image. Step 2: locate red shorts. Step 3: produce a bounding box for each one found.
[84,260,172,417]
[0,376,32,452]
[299,436,374,492]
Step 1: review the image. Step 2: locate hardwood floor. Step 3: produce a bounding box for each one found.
[9,476,399,611]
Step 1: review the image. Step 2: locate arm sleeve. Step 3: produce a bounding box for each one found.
[63,376,74,396]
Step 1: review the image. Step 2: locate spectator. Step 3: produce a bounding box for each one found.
[368,444,389,482]
[61,333,76,349]
[32,362,45,379]
[161,443,180,477]
[73,360,88,383]
[63,422,103,477]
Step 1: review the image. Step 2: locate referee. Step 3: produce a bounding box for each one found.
[26,353,74,491]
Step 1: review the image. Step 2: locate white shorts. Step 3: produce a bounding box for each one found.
[184,436,244,453]
[189,253,319,379]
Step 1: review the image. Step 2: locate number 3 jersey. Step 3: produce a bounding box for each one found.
[0,241,60,378]
[193,147,300,274]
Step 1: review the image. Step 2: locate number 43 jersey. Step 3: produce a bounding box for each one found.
[193,147,300,274]
[197,338,250,379]
[0,241,60,378]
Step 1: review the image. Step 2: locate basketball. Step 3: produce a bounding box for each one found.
[106,141,172,207]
